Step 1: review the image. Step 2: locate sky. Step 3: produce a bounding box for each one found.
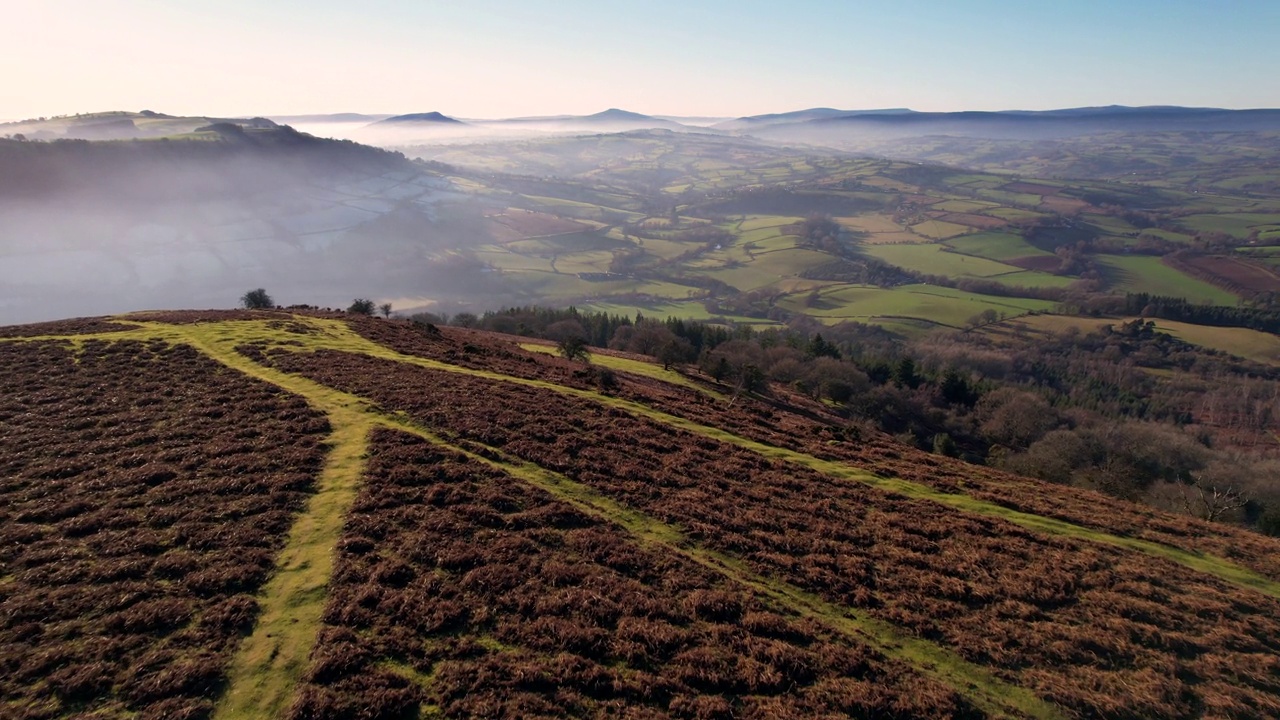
[3,0,1278,120]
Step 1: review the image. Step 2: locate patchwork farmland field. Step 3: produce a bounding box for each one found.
[863,244,1025,279]
[944,232,1055,262]
[1097,255,1240,305]
[380,133,1280,337]
[779,284,1056,328]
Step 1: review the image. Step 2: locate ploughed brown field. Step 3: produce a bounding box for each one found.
[1170,254,1280,294]
[2,310,1279,720]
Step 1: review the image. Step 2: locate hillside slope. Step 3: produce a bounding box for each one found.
[1,311,1279,719]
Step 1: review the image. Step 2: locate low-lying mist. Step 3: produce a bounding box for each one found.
[0,131,510,325]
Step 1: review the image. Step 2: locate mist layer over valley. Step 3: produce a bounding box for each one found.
[0,121,489,324]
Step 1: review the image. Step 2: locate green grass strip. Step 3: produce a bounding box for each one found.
[167,325,385,720]
[517,341,727,400]
[380,418,1063,720]
[212,410,372,720]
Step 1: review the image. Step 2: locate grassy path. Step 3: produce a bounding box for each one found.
[517,341,727,400]
[171,326,385,720]
[211,410,371,719]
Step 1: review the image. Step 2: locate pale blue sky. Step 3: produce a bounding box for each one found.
[4,0,1277,119]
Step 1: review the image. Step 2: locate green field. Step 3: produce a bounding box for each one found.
[864,243,1023,278]
[1179,213,1280,239]
[1137,228,1197,244]
[1148,320,1280,366]
[976,189,1042,207]
[739,215,802,231]
[778,283,1056,330]
[550,251,618,274]
[475,249,557,273]
[993,314,1280,366]
[934,199,999,213]
[739,226,795,244]
[631,237,693,260]
[1083,213,1142,237]
[1236,245,1280,269]
[700,248,833,291]
[580,299,782,326]
[1097,254,1239,305]
[910,220,972,239]
[944,232,1055,261]
[942,173,1007,187]
[743,234,799,253]
[983,207,1048,222]
[983,270,1076,288]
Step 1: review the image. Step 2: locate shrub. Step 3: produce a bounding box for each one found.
[240,288,273,309]
[348,299,376,316]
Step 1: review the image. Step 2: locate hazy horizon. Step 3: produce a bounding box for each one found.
[6,0,1279,121]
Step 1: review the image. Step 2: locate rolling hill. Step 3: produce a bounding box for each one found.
[0,111,280,141]
[467,109,696,135]
[2,309,1279,719]
[376,112,468,125]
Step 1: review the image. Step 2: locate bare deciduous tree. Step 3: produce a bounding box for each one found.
[1180,476,1250,522]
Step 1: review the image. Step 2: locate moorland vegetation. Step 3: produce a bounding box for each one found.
[3,309,1280,719]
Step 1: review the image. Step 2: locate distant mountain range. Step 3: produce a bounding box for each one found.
[269,105,1280,149]
[731,106,1280,145]
[6,106,1277,150]
[712,107,913,130]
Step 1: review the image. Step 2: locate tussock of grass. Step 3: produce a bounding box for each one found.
[376,661,445,718]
